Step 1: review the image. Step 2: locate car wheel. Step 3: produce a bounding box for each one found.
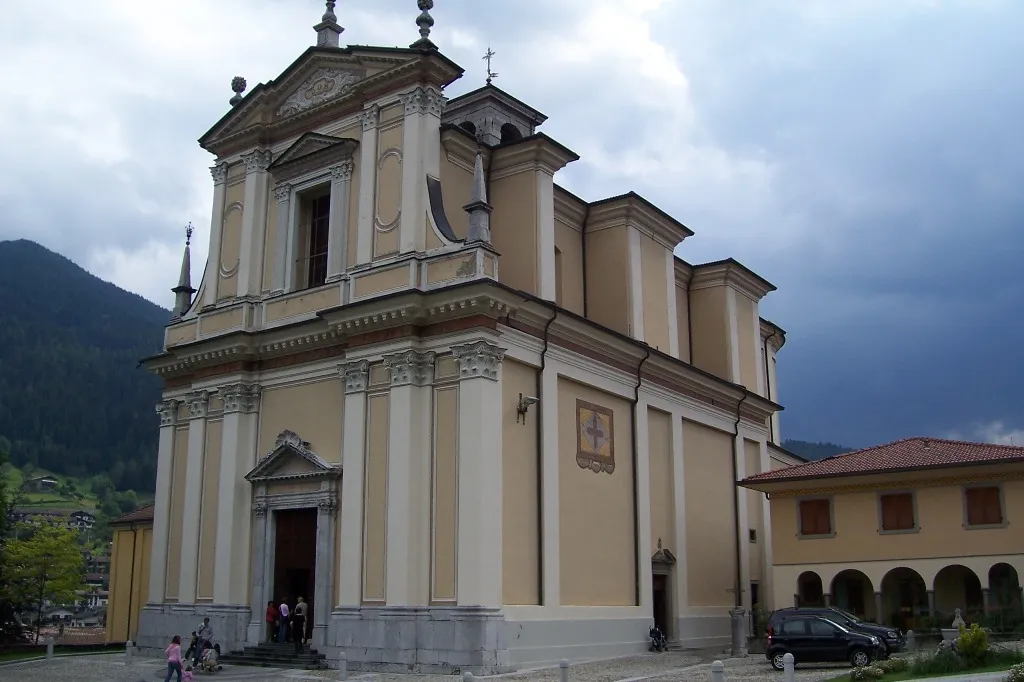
[850,649,871,667]
[771,652,787,671]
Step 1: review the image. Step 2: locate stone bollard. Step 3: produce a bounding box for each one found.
[710,660,725,682]
[783,652,795,682]
[336,650,347,681]
[125,640,134,666]
[45,636,54,660]
[463,671,474,682]
[560,659,570,682]
[906,630,916,653]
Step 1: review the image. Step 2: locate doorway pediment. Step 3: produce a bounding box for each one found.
[652,548,677,566]
[245,430,341,484]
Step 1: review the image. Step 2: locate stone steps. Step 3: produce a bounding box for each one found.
[220,642,328,670]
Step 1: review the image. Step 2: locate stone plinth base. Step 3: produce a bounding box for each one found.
[136,603,251,655]
[502,615,650,667]
[326,606,511,674]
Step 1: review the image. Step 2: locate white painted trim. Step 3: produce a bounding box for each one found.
[725,288,741,384]
[752,304,765,397]
[497,325,543,367]
[670,411,689,616]
[203,176,228,308]
[326,166,353,282]
[635,400,653,616]
[148,423,176,603]
[237,167,269,298]
[355,110,379,266]
[734,433,751,616]
[758,439,775,610]
[337,385,367,607]
[628,230,644,341]
[537,172,557,301]
[177,416,208,603]
[540,364,560,605]
[665,249,680,359]
[399,106,424,254]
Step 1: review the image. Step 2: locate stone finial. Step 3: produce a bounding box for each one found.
[171,223,196,319]
[463,151,493,243]
[229,76,247,107]
[314,0,344,48]
[410,0,436,50]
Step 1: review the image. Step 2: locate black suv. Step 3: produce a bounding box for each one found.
[765,612,883,670]
[768,607,905,655]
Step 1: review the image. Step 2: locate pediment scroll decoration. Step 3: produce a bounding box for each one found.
[245,429,342,484]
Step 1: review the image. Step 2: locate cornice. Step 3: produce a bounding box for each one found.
[760,317,787,352]
[553,185,587,228]
[444,84,548,126]
[673,257,693,286]
[587,193,692,250]
[489,135,579,179]
[689,258,776,302]
[757,470,1024,499]
[440,129,489,172]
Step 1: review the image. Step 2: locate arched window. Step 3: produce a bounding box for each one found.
[500,122,522,144]
[459,121,477,136]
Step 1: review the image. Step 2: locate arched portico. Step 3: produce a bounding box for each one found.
[880,567,928,630]
[988,563,1023,629]
[831,570,876,621]
[796,571,825,607]
[933,564,983,623]
[244,430,342,648]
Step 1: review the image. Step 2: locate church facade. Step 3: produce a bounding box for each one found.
[137,2,796,672]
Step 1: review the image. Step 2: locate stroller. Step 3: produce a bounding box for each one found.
[649,625,668,652]
[187,631,222,671]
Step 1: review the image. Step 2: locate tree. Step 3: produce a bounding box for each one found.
[5,523,85,643]
[0,448,29,643]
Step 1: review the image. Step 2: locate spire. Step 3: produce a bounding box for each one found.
[463,151,493,244]
[314,0,344,48]
[171,224,196,319]
[410,0,436,50]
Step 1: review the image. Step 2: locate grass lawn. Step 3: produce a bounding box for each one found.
[829,660,1018,681]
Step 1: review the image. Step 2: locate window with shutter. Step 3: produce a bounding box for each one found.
[965,486,1003,526]
[799,499,832,536]
[880,492,915,531]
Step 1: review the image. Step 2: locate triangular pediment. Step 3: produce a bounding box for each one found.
[245,430,341,483]
[652,548,677,565]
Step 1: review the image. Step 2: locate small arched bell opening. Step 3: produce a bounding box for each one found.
[500,122,522,144]
[459,120,477,136]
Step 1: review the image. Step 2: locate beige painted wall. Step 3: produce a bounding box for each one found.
[554,220,584,315]
[559,377,637,606]
[736,296,758,392]
[362,392,390,603]
[682,419,736,607]
[106,525,152,642]
[640,235,670,352]
[744,439,763,581]
[219,181,245,301]
[502,359,541,605]
[439,154,472,240]
[165,426,189,600]
[771,479,1024,567]
[584,227,630,335]
[257,380,344,463]
[197,418,223,601]
[431,384,459,603]
[675,285,691,363]
[648,408,675,553]
[689,287,730,380]
[491,169,539,295]
[374,115,404,259]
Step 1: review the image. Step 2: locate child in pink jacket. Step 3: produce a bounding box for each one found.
[164,635,183,682]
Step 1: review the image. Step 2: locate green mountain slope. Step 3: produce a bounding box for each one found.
[0,239,167,492]
[782,439,855,461]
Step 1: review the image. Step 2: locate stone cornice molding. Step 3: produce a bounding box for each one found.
[489,135,579,179]
[246,429,342,484]
[451,341,505,381]
[553,185,588,229]
[340,359,370,394]
[156,399,179,427]
[219,382,262,414]
[673,257,694,286]
[242,149,273,174]
[383,349,436,387]
[586,193,693,251]
[209,162,229,186]
[184,390,210,419]
[760,317,787,352]
[752,470,1024,499]
[689,259,776,302]
[440,128,487,173]
[400,85,446,118]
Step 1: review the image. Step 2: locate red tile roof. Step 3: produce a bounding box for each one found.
[743,437,1024,483]
[110,504,155,525]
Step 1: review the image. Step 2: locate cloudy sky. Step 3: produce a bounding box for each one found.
[1,0,1022,449]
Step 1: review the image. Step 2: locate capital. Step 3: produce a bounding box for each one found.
[383,350,436,387]
[360,105,380,131]
[184,390,210,420]
[242,149,273,174]
[400,86,446,117]
[219,382,261,414]
[317,497,338,517]
[209,162,229,186]
[330,160,355,183]
[156,399,179,427]
[451,341,505,381]
[339,359,370,394]
[273,183,292,204]
[251,500,269,517]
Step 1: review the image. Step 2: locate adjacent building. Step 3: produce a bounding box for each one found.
[741,437,1024,632]
[105,505,154,643]
[136,2,790,672]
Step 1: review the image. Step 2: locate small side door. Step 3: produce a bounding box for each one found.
[806,618,846,661]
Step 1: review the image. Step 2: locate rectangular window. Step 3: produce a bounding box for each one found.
[965,486,1003,526]
[305,194,330,289]
[799,498,832,536]
[880,492,915,531]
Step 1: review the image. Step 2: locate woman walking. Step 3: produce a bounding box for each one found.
[164,635,183,682]
[292,597,308,652]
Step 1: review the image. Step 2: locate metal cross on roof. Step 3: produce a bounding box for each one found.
[483,47,498,85]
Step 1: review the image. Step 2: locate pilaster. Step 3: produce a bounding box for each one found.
[148,399,178,604]
[326,160,355,283]
[178,390,210,604]
[382,349,435,605]
[758,439,774,609]
[734,432,751,616]
[214,382,261,606]
[399,86,445,254]
[271,183,292,295]
[203,163,229,308]
[337,360,369,607]
[355,106,380,265]
[539,364,560,605]
[635,399,653,613]
[451,340,505,607]
[670,411,689,617]
[247,501,271,644]
[238,149,272,298]
[628,229,645,341]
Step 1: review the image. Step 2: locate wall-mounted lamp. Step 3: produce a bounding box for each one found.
[517,393,540,424]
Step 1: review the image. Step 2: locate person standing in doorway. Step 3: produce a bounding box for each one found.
[292,597,307,652]
[265,601,277,642]
[277,598,290,644]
